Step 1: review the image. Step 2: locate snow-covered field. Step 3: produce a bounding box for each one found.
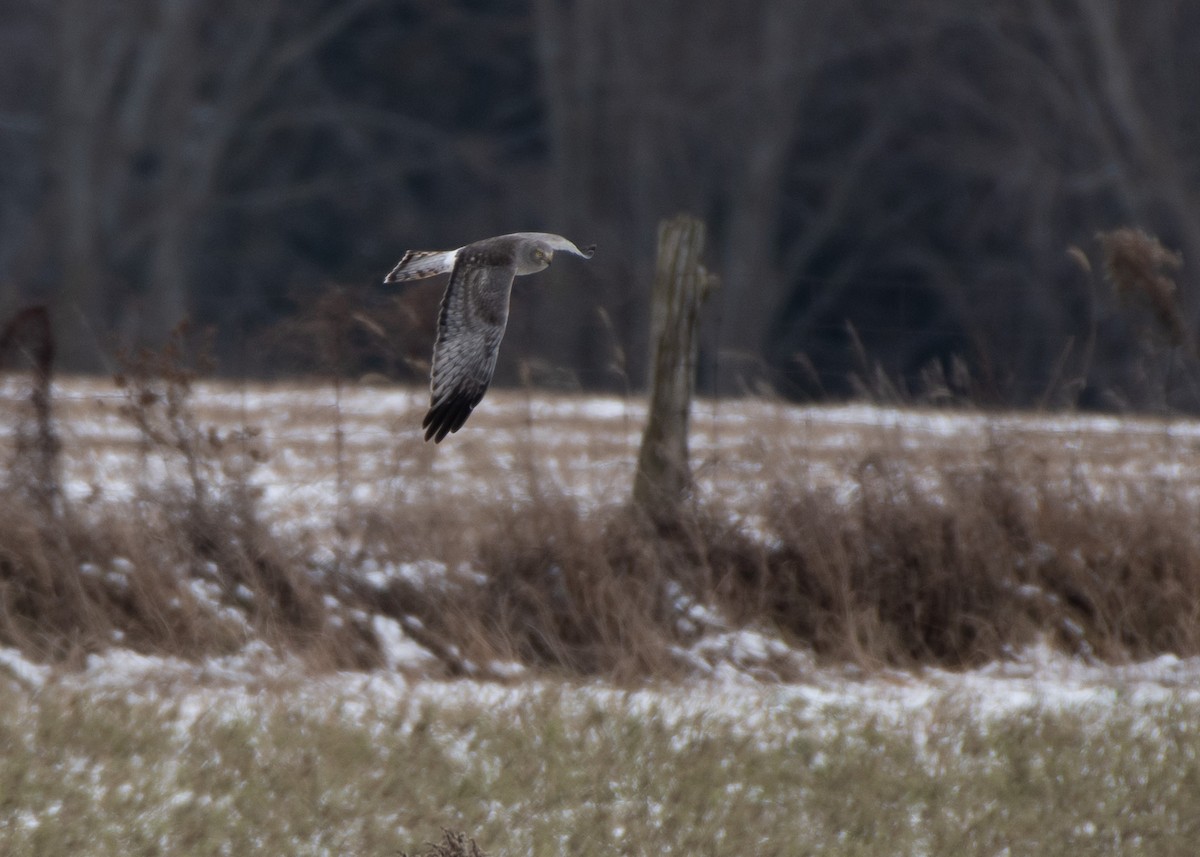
[12,375,1200,530]
[4,636,1200,732]
[4,377,1200,854]
[3,376,1199,708]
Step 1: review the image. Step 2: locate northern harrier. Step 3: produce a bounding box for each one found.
[385,232,595,442]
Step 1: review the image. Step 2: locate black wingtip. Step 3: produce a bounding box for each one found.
[422,394,479,443]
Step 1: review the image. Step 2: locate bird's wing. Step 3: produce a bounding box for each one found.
[422,248,517,442]
[384,249,457,283]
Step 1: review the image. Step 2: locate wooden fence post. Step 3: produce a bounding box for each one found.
[632,215,718,518]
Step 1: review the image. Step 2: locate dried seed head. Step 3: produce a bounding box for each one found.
[1098,227,1187,346]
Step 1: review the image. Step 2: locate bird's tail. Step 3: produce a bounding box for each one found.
[384,249,457,283]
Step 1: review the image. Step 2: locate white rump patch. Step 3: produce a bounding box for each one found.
[384,249,459,282]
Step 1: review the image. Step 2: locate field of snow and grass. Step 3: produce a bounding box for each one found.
[3,375,1200,855]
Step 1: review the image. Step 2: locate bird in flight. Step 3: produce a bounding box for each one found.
[385,232,595,442]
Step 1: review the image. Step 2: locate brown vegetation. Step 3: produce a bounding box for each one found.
[3,345,1200,679]
[402,831,489,857]
[1100,226,1189,350]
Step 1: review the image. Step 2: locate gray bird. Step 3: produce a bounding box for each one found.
[385,232,595,442]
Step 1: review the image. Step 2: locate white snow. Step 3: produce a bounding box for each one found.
[4,639,1198,736]
[4,380,1200,750]
[0,647,51,688]
[371,615,438,670]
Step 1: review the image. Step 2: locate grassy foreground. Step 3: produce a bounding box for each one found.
[2,680,1198,856]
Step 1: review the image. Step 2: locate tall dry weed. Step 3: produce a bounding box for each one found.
[113,327,380,667]
[1099,226,1187,349]
[0,306,63,516]
[0,306,92,657]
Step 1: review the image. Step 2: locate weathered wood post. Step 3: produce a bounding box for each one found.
[633,215,718,518]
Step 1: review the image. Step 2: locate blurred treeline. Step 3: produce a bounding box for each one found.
[1,0,1198,408]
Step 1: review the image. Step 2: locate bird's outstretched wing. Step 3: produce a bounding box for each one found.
[422,248,516,442]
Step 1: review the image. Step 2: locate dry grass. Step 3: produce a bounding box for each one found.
[4,343,1200,676]
[1100,226,1188,349]
[754,438,1200,665]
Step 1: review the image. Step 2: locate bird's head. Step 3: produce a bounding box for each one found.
[513,233,595,275]
[527,243,554,273]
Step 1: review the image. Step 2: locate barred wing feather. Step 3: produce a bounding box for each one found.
[422,254,515,442]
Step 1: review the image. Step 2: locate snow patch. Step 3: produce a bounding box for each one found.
[371,615,438,671]
[0,647,50,688]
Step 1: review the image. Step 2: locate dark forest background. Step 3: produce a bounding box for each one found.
[2,0,1199,409]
